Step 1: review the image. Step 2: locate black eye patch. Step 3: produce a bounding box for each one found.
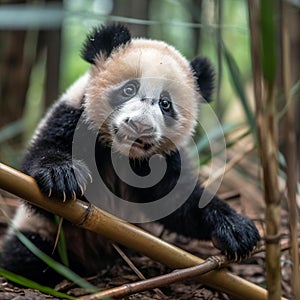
[109,80,140,108]
[159,91,177,126]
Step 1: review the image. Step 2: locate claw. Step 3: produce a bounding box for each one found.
[62,192,67,202]
[48,188,52,198]
[79,184,85,196]
[72,191,77,201]
[88,173,93,183]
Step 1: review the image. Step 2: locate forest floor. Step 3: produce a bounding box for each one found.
[0,154,296,299]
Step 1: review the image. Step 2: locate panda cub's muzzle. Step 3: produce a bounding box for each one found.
[114,117,156,151]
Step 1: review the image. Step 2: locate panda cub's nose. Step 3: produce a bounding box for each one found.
[127,119,154,135]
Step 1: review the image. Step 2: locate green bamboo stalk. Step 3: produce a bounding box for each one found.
[259,1,281,298]
[248,1,282,299]
[0,162,280,300]
[215,0,223,119]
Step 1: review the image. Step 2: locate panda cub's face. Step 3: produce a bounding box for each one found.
[84,39,201,159]
[109,77,175,158]
[108,76,192,158]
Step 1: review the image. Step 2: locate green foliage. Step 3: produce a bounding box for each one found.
[197,121,238,153]
[0,120,24,144]
[54,216,69,267]
[0,268,75,299]
[0,121,24,168]
[60,19,89,91]
[0,3,63,29]
[12,228,98,293]
[260,0,277,85]
[222,41,255,133]
[23,53,46,143]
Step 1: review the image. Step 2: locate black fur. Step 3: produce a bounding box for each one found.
[190,57,215,102]
[159,92,178,127]
[109,79,140,108]
[1,232,61,285]
[161,187,260,259]
[81,24,131,64]
[21,103,90,202]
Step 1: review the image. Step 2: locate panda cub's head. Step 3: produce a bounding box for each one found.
[82,24,214,159]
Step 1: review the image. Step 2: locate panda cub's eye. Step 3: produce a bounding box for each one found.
[122,81,139,98]
[159,92,172,112]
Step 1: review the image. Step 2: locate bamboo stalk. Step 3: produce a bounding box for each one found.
[281,1,300,298]
[215,0,223,119]
[77,256,224,300]
[248,1,282,299]
[0,162,281,300]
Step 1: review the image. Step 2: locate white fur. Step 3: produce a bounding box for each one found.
[60,72,90,107]
[8,204,56,239]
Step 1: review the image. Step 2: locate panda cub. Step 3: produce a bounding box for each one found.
[1,24,260,283]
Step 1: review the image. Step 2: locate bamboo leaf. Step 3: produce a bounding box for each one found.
[0,268,75,299]
[54,215,69,267]
[0,3,63,29]
[11,228,97,293]
[0,120,24,143]
[196,121,239,152]
[260,0,277,85]
[221,41,256,132]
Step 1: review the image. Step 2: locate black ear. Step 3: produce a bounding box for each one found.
[81,24,131,64]
[190,57,215,102]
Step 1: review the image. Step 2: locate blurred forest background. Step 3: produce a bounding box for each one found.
[0,0,300,299]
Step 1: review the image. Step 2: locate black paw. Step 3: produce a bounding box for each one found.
[211,213,260,261]
[30,157,92,201]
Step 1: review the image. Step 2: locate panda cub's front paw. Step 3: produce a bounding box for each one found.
[30,158,92,201]
[211,213,260,261]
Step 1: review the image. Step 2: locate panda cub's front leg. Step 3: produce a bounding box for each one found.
[160,184,260,261]
[24,149,91,202]
[21,102,91,202]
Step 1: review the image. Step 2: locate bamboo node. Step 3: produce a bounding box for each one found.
[208,256,226,268]
[77,202,93,226]
[264,233,282,244]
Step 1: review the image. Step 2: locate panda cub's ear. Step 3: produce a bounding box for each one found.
[190,57,215,103]
[81,24,131,64]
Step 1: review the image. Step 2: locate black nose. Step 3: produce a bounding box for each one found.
[127,119,154,135]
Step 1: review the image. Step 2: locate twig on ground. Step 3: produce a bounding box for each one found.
[77,256,226,300]
[112,243,167,299]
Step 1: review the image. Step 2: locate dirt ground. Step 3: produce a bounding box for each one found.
[0,168,295,299]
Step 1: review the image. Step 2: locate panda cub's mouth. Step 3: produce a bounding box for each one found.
[114,128,154,151]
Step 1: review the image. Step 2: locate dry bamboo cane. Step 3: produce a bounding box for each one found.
[281,1,300,298]
[0,162,282,300]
